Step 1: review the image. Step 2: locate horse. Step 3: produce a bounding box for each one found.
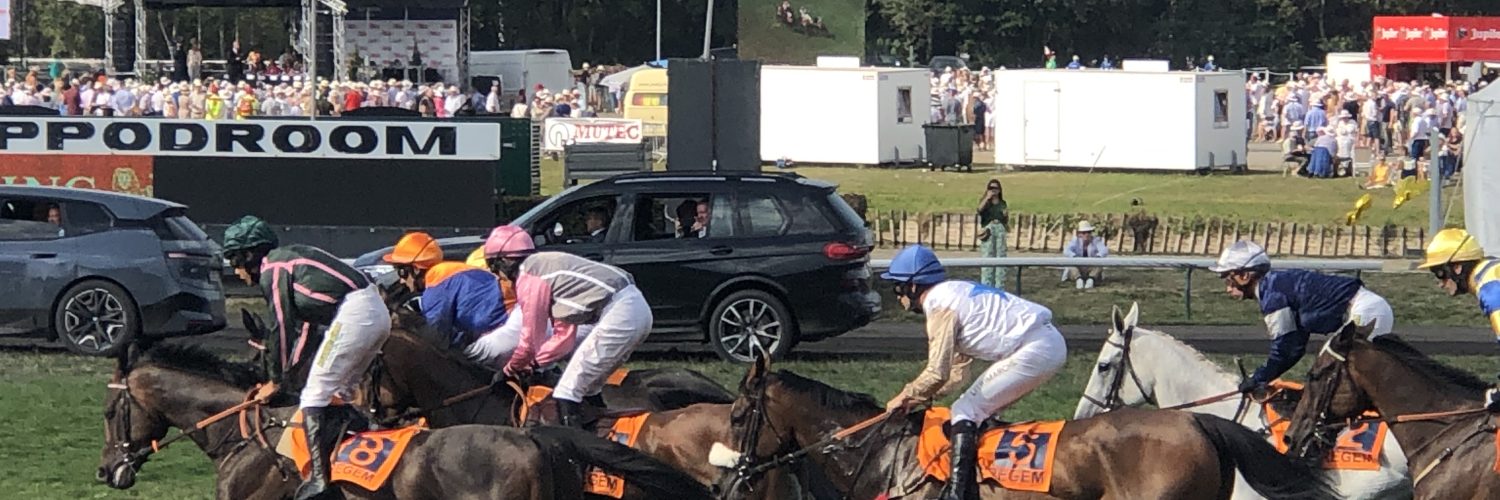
[1074,303,1411,499]
[366,325,814,498]
[711,356,1338,500]
[372,307,736,423]
[98,342,714,500]
[1285,323,1500,499]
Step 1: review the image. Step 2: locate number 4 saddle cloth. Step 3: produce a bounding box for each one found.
[279,410,427,492]
[1263,380,1388,471]
[916,407,1065,493]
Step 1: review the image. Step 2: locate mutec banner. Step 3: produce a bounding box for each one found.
[543,118,643,152]
[0,117,503,160]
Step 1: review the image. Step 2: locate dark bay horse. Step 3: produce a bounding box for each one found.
[1286,324,1499,499]
[99,343,713,500]
[368,327,809,498]
[713,357,1337,500]
[370,309,734,426]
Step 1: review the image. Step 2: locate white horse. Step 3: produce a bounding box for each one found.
[1074,303,1412,500]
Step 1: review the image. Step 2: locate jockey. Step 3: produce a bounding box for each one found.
[478,225,651,427]
[1211,240,1395,394]
[383,232,507,348]
[1417,228,1500,410]
[879,245,1067,500]
[222,216,390,500]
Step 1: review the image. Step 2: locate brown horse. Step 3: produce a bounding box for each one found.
[98,343,714,500]
[366,327,811,498]
[362,310,735,426]
[712,356,1337,500]
[1286,323,1499,499]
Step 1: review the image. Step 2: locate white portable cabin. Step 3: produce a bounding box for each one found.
[1325,52,1373,89]
[992,69,1247,171]
[760,65,930,165]
[468,49,574,98]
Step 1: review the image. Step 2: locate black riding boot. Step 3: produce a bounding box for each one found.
[294,406,347,500]
[936,420,980,500]
[557,398,584,428]
[584,393,607,409]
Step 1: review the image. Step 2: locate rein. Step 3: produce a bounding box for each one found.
[109,382,282,464]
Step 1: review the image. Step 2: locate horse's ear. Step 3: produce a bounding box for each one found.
[1338,321,1365,346]
[1125,302,1141,329]
[1110,305,1124,334]
[747,350,771,383]
[1352,320,1377,341]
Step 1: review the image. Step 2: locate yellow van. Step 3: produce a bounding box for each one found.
[624,68,668,137]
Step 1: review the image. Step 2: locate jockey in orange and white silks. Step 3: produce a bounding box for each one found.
[880,244,1067,500]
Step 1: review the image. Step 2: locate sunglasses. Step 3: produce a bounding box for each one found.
[1430,266,1454,282]
[890,281,914,298]
[395,266,416,280]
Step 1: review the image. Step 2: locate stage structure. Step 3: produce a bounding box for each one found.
[70,0,469,84]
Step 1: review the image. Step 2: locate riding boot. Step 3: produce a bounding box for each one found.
[557,398,584,428]
[936,420,980,500]
[294,407,348,500]
[1486,388,1500,413]
[584,393,607,409]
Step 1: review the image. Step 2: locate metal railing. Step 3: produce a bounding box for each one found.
[869,256,1390,319]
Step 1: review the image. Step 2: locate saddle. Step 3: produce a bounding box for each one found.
[523,394,650,432]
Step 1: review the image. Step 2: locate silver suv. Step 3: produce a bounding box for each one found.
[0,186,226,356]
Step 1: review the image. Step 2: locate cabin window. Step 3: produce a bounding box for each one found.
[896,87,913,124]
[1213,90,1229,128]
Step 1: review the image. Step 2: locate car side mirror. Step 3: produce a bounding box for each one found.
[552,222,564,238]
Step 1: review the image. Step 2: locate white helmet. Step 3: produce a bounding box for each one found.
[1210,240,1270,273]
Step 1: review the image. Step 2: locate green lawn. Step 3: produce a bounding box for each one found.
[5,348,1491,498]
[537,158,1463,228]
[879,267,1480,327]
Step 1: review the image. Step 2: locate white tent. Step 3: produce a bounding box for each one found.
[1463,82,1500,254]
[601,64,654,93]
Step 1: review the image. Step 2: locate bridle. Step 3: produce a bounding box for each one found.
[103,382,152,473]
[103,379,288,478]
[1291,336,1352,459]
[719,374,898,499]
[1080,326,1246,415]
[1080,326,1159,411]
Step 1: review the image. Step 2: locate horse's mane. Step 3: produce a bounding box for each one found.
[771,370,882,412]
[1366,335,1488,391]
[137,343,265,389]
[387,325,494,381]
[1133,327,1235,379]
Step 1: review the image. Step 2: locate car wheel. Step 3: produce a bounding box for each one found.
[54,280,140,357]
[709,289,796,363]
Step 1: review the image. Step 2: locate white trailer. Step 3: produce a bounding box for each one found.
[1326,52,1373,89]
[992,69,1247,171]
[760,65,930,165]
[468,49,574,99]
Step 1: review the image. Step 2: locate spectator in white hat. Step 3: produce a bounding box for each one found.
[1062,220,1108,289]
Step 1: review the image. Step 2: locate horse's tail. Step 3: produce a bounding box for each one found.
[1190,413,1337,500]
[527,425,712,500]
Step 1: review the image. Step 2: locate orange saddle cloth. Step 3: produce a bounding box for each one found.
[284,410,427,492]
[1263,380,1387,471]
[916,407,1065,493]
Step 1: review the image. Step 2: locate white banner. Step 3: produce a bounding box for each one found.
[543,118,643,152]
[347,20,457,74]
[0,0,11,40]
[0,117,502,160]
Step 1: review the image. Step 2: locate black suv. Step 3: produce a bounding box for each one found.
[355,172,880,361]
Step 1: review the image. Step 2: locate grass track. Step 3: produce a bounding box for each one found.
[5,347,1492,499]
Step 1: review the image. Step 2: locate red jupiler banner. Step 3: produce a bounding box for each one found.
[0,155,154,196]
[1372,16,1500,64]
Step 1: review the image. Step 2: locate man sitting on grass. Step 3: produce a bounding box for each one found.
[1063,221,1109,289]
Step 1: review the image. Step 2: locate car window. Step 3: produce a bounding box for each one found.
[63,202,113,236]
[739,194,787,237]
[0,218,62,241]
[631,193,727,241]
[534,195,617,246]
[0,198,66,239]
[783,192,839,236]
